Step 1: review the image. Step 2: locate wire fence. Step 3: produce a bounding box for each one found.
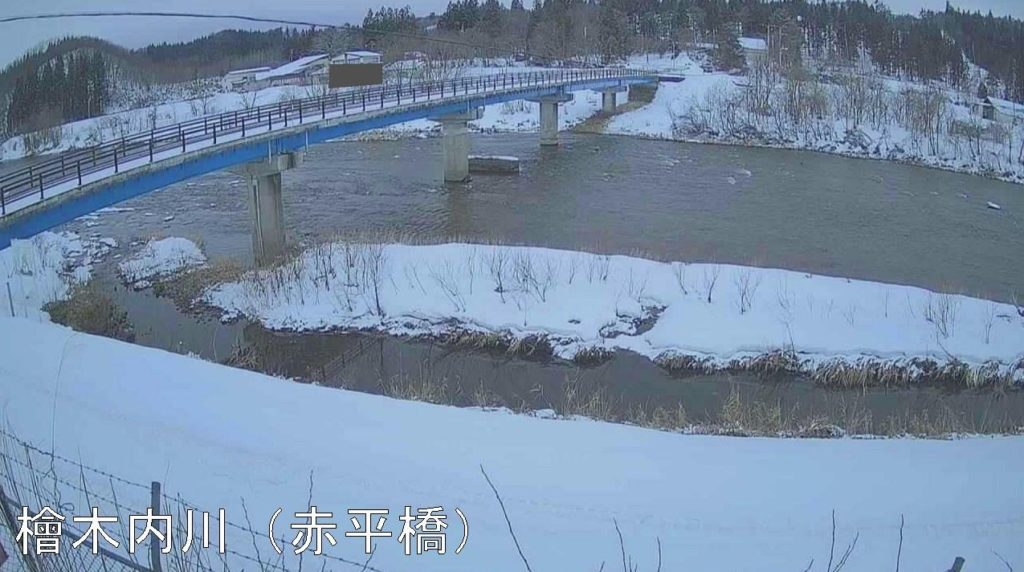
[0,427,384,572]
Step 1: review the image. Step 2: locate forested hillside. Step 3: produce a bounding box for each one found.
[2,0,1022,141]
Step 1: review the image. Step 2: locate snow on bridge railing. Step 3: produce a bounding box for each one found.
[0,68,653,220]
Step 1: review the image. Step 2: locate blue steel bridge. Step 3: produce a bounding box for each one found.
[0,68,658,261]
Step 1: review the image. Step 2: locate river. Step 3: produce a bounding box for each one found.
[56,132,1024,432]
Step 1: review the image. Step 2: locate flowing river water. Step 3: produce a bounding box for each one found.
[44,132,1024,431]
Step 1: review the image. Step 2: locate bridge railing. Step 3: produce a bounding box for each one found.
[0,68,651,218]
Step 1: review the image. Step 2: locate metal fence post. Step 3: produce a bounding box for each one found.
[150,482,163,572]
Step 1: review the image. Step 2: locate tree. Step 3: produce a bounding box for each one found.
[481,0,505,38]
[714,23,745,72]
[598,0,630,63]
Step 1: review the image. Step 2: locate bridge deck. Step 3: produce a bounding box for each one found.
[0,69,656,247]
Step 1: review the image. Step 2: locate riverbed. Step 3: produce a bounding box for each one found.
[57,132,1024,432]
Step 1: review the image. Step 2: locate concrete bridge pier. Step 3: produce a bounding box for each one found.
[235,151,303,265]
[432,108,483,183]
[599,86,628,113]
[530,91,574,146]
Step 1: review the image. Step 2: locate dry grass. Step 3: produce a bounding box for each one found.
[572,346,614,367]
[441,329,555,359]
[44,281,135,342]
[153,258,246,311]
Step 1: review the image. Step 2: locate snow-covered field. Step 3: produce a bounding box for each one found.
[1,316,1022,572]
[606,56,1024,184]
[118,236,206,289]
[0,62,600,158]
[204,241,1024,385]
[6,53,1019,185]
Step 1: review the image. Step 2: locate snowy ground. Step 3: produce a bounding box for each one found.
[606,56,1024,185]
[0,62,591,159]
[204,242,1024,384]
[1,316,1022,572]
[118,236,206,289]
[0,230,113,320]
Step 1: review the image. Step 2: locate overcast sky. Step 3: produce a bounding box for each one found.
[1,0,1022,69]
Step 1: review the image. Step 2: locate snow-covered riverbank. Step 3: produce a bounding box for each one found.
[1,316,1022,571]
[204,241,1024,387]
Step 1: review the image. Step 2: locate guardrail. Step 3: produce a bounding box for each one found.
[0,68,651,218]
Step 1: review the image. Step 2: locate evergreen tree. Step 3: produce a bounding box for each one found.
[713,23,745,71]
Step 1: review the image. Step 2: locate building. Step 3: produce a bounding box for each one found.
[976,96,996,121]
[251,54,330,88]
[222,66,271,90]
[331,50,382,65]
[738,37,768,66]
[989,97,1024,125]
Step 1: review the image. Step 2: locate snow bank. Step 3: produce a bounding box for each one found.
[0,317,1021,571]
[204,242,1024,380]
[606,68,1024,185]
[118,237,206,289]
[0,231,112,320]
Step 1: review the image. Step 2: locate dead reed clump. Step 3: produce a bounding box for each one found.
[470,382,505,409]
[557,378,616,422]
[44,281,135,342]
[223,342,262,372]
[719,387,786,435]
[381,373,454,405]
[572,346,614,367]
[812,358,916,389]
[884,407,968,437]
[153,258,246,311]
[507,334,555,359]
[655,352,716,376]
[442,329,514,352]
[629,403,689,431]
[728,349,803,377]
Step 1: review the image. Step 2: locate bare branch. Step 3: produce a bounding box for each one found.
[480,465,533,572]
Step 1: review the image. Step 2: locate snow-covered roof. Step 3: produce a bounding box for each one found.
[225,66,271,76]
[345,50,381,58]
[990,97,1024,116]
[384,59,424,71]
[254,54,328,81]
[739,37,768,51]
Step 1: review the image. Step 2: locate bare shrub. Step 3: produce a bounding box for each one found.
[923,292,960,339]
[486,248,510,302]
[361,243,388,317]
[671,262,688,295]
[699,264,721,303]
[430,259,467,312]
[982,302,998,344]
[733,268,762,313]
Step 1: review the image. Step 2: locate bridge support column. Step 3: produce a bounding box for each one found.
[234,151,303,266]
[431,108,482,183]
[529,91,573,147]
[598,85,627,113]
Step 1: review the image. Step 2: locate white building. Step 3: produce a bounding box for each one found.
[222,66,271,90]
[738,37,768,66]
[251,54,330,88]
[332,50,382,65]
[990,97,1024,125]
